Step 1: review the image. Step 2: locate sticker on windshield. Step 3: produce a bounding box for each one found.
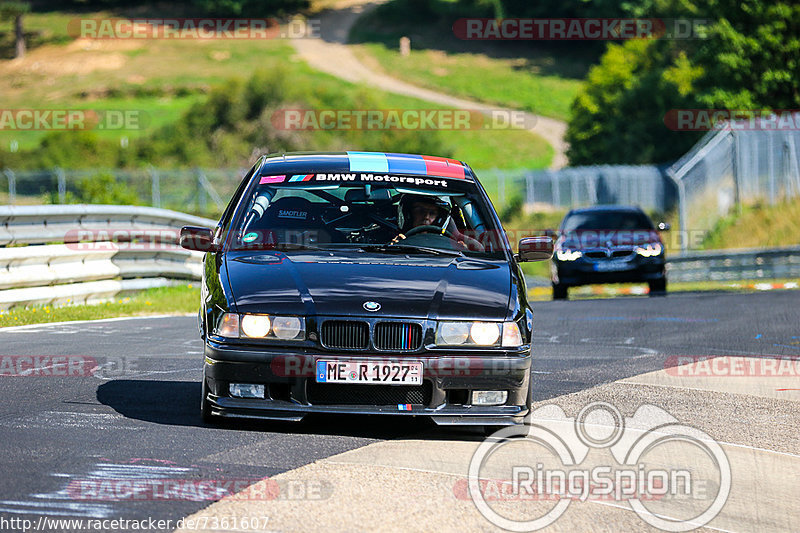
[314,173,450,188]
[260,175,286,184]
[243,232,259,243]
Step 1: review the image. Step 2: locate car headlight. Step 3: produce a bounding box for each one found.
[556,249,582,261]
[436,321,523,347]
[635,243,663,257]
[241,314,270,338]
[216,313,240,337]
[470,322,500,345]
[438,322,470,345]
[215,313,305,341]
[501,322,523,347]
[272,316,303,340]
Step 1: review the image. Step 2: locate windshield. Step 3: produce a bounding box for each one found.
[561,210,654,232]
[228,172,507,258]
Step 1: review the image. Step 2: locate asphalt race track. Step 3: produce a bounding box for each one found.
[0,290,797,532]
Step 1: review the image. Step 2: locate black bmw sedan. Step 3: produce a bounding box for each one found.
[180,151,552,430]
[550,205,669,299]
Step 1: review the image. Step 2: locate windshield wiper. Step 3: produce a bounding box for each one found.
[360,244,464,257]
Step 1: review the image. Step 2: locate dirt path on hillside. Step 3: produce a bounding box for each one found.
[291,1,568,168]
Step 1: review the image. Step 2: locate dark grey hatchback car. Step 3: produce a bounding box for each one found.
[550,206,670,299]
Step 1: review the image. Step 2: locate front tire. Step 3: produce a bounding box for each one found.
[201,376,215,424]
[552,283,568,300]
[648,277,667,296]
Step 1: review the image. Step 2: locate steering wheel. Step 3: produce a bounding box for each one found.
[404,225,457,239]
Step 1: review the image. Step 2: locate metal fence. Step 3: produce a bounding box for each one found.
[668,117,800,250]
[4,119,800,235]
[3,165,675,217]
[475,165,674,213]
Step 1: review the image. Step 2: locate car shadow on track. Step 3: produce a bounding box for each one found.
[96,379,488,441]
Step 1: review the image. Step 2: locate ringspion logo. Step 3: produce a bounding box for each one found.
[467,402,730,531]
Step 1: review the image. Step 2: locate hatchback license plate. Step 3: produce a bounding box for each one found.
[316,360,423,385]
[594,261,630,272]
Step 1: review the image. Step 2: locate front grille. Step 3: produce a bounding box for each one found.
[320,320,369,350]
[374,322,423,351]
[611,249,634,258]
[584,251,606,259]
[307,381,433,406]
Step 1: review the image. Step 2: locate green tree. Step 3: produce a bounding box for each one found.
[566,0,800,165]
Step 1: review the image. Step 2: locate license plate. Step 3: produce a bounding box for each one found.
[315,360,423,385]
[594,261,630,272]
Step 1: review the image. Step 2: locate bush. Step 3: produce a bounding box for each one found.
[51,172,140,205]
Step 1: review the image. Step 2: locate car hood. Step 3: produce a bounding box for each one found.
[559,229,661,249]
[225,251,511,320]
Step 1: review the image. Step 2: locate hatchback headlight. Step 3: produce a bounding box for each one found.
[635,243,663,257]
[216,313,305,341]
[556,249,582,261]
[436,321,524,347]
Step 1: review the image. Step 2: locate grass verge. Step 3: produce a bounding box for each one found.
[352,43,583,121]
[0,283,199,328]
[700,199,800,250]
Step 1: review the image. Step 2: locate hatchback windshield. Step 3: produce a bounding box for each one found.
[228,174,507,259]
[561,210,654,232]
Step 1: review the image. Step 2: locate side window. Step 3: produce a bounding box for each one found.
[217,159,261,239]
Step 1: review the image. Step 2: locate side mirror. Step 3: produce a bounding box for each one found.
[657,222,671,231]
[180,226,218,252]
[517,236,554,262]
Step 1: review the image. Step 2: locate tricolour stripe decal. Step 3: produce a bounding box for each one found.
[422,156,466,179]
[288,174,315,182]
[344,152,467,179]
[347,152,388,172]
[386,153,427,175]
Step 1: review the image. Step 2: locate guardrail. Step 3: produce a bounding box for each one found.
[667,246,800,282]
[0,205,216,309]
[2,204,797,309]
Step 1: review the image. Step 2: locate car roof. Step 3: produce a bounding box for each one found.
[257,151,475,181]
[566,205,646,215]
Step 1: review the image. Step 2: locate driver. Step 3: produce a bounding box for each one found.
[392,194,484,251]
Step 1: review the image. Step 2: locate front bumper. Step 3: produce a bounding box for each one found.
[553,255,665,287]
[203,340,531,426]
